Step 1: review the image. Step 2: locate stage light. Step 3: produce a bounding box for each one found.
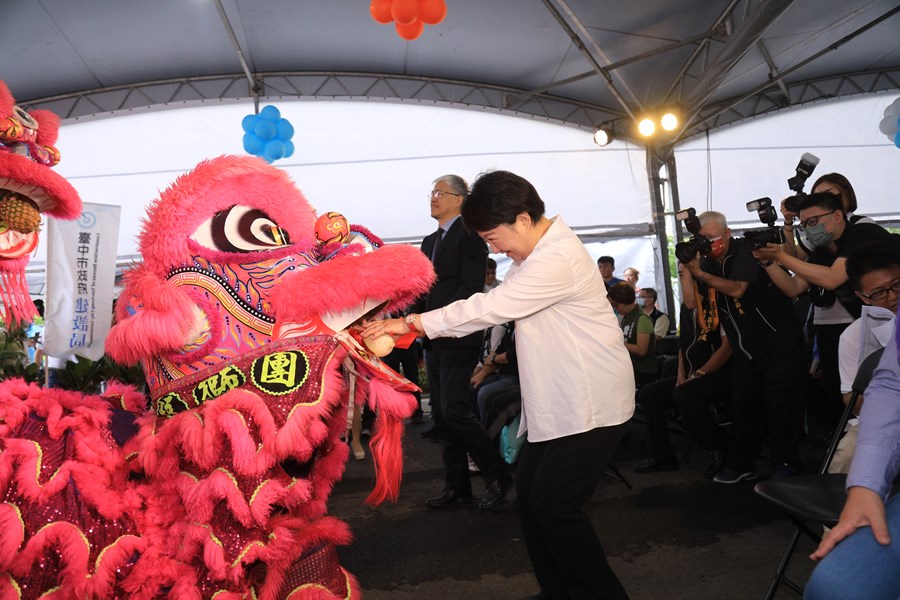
[593,128,613,146]
[661,111,679,131]
[638,118,655,137]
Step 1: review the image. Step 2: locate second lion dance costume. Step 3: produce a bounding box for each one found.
[0,80,435,599]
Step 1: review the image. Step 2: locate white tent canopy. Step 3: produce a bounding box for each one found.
[675,94,900,228]
[52,101,652,251]
[23,92,900,309]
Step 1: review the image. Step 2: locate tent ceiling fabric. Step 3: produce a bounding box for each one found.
[4,0,899,143]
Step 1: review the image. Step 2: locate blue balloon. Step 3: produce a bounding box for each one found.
[265,139,286,161]
[276,118,294,141]
[895,130,900,149]
[241,114,258,133]
[284,140,295,158]
[254,120,276,141]
[243,132,264,156]
[260,105,281,121]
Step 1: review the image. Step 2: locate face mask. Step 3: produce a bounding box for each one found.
[636,298,646,307]
[709,237,727,258]
[805,223,834,248]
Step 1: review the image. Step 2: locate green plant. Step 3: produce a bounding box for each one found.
[55,354,106,393]
[0,327,44,384]
[54,354,148,395]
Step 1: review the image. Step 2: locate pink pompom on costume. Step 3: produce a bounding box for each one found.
[0,92,435,599]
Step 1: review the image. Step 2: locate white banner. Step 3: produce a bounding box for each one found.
[44,203,121,361]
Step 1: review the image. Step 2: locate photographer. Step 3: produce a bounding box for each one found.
[756,191,899,432]
[755,192,898,311]
[682,211,806,483]
[779,173,868,261]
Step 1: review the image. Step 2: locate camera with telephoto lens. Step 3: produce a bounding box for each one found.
[782,152,820,213]
[743,197,785,250]
[674,208,712,263]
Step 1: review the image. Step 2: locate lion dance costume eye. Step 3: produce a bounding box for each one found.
[0,79,435,599]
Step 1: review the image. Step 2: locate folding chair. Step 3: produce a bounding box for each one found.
[753,348,884,599]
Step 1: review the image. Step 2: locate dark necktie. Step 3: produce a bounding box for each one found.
[431,227,444,263]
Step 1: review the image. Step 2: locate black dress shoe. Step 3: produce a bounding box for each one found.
[633,457,679,473]
[425,489,473,509]
[703,450,725,479]
[476,478,510,511]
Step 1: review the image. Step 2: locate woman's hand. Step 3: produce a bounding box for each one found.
[360,317,410,339]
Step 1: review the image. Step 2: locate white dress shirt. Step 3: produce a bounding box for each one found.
[421,216,635,442]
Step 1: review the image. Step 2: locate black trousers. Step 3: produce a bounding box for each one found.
[639,371,731,461]
[726,337,806,471]
[426,347,507,493]
[382,345,422,415]
[517,424,630,600]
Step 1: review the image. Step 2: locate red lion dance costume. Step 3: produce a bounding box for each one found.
[0,80,434,599]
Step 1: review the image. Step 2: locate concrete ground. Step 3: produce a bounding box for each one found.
[329,413,827,600]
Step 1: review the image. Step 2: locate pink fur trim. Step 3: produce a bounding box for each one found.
[10,521,89,587]
[137,156,318,277]
[0,81,13,114]
[106,265,199,364]
[364,380,415,505]
[29,110,60,146]
[0,503,24,570]
[0,81,81,219]
[270,244,434,323]
[101,380,148,413]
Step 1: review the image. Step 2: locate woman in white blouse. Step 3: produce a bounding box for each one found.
[363,170,634,599]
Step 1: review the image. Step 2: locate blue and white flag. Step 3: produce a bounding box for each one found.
[44,203,121,361]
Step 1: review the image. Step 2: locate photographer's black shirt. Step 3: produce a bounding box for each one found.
[699,237,801,361]
[807,220,899,319]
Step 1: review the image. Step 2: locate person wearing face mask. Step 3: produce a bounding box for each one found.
[755,192,899,321]
[637,287,670,341]
[682,211,806,483]
[756,193,900,436]
[829,246,900,474]
[779,173,870,261]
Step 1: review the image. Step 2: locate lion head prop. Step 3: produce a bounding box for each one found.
[0,81,81,325]
[0,153,434,599]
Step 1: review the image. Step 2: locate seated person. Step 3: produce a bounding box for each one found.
[608,282,657,387]
[638,287,670,340]
[633,299,733,476]
[484,257,502,291]
[473,322,519,427]
[829,245,900,474]
[806,315,900,600]
[468,321,510,414]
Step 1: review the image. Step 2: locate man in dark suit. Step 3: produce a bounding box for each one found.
[419,174,511,510]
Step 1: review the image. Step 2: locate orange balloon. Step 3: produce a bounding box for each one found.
[391,0,419,26]
[370,0,394,24]
[419,0,446,25]
[395,18,424,40]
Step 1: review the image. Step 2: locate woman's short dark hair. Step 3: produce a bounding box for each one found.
[812,172,857,214]
[461,170,545,232]
[607,282,636,305]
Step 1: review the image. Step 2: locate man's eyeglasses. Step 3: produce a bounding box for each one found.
[858,279,900,302]
[797,211,835,231]
[430,189,462,200]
